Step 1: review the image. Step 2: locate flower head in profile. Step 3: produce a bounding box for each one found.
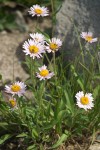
[9,97,18,109]
[75,91,94,111]
[46,38,62,53]
[81,32,97,43]
[23,39,45,59]
[30,32,45,43]
[36,65,54,80]
[5,81,26,97]
[28,4,49,17]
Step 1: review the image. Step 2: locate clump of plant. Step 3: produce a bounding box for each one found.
[0,3,100,150]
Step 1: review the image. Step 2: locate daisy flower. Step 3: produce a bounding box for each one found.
[5,81,26,97]
[81,32,97,43]
[23,39,45,59]
[36,65,54,80]
[75,91,94,111]
[28,4,49,17]
[30,32,45,43]
[9,97,18,109]
[46,38,62,53]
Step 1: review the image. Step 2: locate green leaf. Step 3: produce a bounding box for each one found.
[73,72,84,90]
[32,128,38,138]
[53,1,62,16]
[0,134,12,145]
[57,110,66,122]
[79,62,91,75]
[0,122,8,130]
[71,65,84,90]
[93,75,100,80]
[42,120,57,130]
[16,132,28,138]
[59,99,65,110]
[77,78,84,91]
[0,74,2,80]
[45,102,53,118]
[27,144,37,150]
[93,85,100,98]
[0,122,8,126]
[64,90,74,113]
[51,134,68,149]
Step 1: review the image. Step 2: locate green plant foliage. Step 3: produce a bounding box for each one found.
[0,134,12,145]
[0,7,17,31]
[51,134,68,149]
[0,1,100,149]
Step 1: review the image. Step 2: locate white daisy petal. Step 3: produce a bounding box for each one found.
[36,65,54,80]
[5,81,26,97]
[81,32,97,43]
[75,91,94,111]
[90,38,98,43]
[28,4,49,17]
[30,32,45,43]
[23,39,45,59]
[87,32,93,37]
[45,37,62,53]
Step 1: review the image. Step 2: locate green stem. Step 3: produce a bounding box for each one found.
[35,17,39,31]
[53,52,59,93]
[30,57,33,82]
[53,52,56,75]
[44,53,52,68]
[74,24,85,66]
[12,52,15,82]
[39,81,45,116]
[51,0,55,36]
[30,57,36,90]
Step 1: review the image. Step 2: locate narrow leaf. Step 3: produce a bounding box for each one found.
[51,134,68,149]
[27,144,37,150]
[0,74,2,80]
[16,133,28,138]
[0,134,12,145]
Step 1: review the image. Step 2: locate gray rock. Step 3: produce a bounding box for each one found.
[0,32,29,82]
[89,144,100,150]
[55,0,100,61]
[15,10,29,32]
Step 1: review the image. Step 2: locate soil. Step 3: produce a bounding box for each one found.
[0,136,100,150]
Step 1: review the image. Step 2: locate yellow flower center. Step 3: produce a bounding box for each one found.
[85,36,92,42]
[29,45,39,53]
[35,8,43,14]
[50,43,58,51]
[40,69,49,77]
[80,96,89,105]
[9,99,16,107]
[11,85,21,92]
